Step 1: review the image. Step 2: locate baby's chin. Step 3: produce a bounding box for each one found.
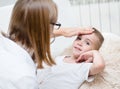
[73,53,81,59]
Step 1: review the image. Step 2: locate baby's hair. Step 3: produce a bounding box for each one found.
[92,27,104,50]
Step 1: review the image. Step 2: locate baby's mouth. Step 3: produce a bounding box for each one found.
[74,46,81,51]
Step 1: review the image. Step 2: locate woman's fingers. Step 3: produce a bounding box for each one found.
[58,27,95,37]
[78,27,94,35]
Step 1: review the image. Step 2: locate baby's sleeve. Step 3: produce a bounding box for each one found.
[82,63,94,82]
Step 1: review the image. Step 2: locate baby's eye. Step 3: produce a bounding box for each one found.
[77,36,82,40]
[86,42,90,45]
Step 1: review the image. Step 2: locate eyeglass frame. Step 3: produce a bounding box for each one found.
[50,22,61,44]
[50,33,55,44]
[51,22,61,30]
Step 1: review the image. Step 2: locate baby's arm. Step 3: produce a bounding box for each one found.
[76,50,105,75]
[88,50,105,75]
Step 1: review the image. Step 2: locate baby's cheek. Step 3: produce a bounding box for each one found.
[73,52,80,58]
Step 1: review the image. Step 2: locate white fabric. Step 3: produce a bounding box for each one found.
[0,77,39,89]
[37,56,92,89]
[0,34,38,89]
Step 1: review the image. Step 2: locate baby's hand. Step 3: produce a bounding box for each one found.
[76,50,98,63]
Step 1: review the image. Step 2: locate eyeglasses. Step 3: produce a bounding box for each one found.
[51,22,61,30]
[50,33,55,44]
[50,22,61,44]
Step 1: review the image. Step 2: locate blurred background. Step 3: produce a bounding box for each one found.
[0,0,120,35]
[0,0,16,7]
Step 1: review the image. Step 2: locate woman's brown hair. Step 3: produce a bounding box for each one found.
[8,0,58,68]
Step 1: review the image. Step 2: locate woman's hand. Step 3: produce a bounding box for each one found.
[53,27,94,37]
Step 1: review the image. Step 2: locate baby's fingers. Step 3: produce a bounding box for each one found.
[76,55,84,62]
[85,57,93,63]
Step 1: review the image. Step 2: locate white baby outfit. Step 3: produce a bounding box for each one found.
[37,56,93,89]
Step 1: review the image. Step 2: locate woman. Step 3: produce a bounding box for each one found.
[0,0,93,88]
[8,0,93,68]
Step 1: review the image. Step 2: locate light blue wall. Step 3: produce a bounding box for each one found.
[54,0,120,35]
[0,0,16,7]
[0,0,120,35]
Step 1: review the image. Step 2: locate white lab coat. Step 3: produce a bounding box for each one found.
[0,33,38,89]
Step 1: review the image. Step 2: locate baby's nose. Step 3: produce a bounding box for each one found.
[77,41,83,46]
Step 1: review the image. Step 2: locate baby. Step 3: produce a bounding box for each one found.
[38,27,105,89]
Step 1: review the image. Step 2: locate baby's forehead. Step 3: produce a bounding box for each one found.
[77,33,95,38]
[78,33,99,43]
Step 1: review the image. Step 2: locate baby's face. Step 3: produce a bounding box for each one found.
[72,33,99,58]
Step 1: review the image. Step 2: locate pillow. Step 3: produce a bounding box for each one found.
[51,33,120,89]
[51,36,76,58]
